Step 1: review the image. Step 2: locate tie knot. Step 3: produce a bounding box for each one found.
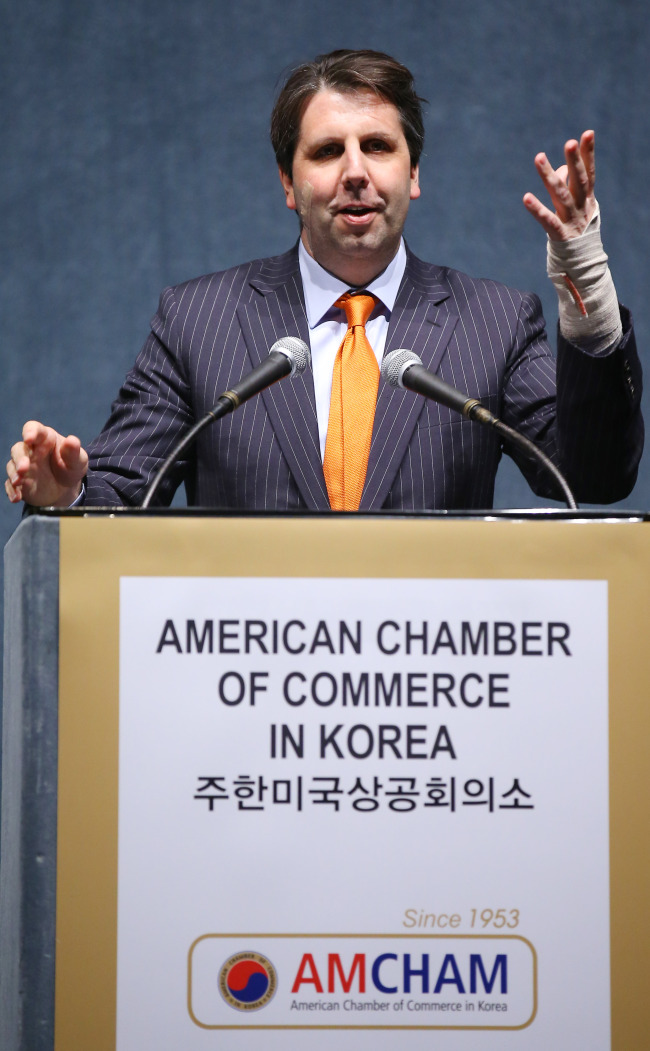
[335,291,377,330]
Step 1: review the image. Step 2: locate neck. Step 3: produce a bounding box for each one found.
[301,235,401,289]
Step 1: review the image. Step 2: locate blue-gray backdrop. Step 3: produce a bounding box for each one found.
[3,0,649,684]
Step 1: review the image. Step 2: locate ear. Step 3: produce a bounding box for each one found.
[278,166,297,211]
[410,164,421,201]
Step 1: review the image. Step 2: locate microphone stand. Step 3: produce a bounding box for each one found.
[141,339,310,508]
[466,404,578,511]
[383,352,578,511]
[141,396,236,509]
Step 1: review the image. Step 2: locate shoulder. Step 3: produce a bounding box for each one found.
[159,245,300,314]
[147,246,301,355]
[405,248,539,315]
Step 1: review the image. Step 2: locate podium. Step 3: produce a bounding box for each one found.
[2,509,650,1050]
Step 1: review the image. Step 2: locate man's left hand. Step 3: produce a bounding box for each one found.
[523,129,597,242]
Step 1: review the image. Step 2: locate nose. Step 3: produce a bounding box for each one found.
[341,143,369,189]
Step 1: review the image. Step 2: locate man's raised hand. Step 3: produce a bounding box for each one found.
[523,129,597,241]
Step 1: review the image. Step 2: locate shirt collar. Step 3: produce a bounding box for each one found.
[298,239,407,328]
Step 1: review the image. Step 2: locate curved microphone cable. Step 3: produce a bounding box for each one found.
[141,337,311,508]
[381,348,578,510]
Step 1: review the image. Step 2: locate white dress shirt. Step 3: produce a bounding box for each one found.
[298,239,407,460]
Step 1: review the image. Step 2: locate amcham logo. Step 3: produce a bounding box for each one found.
[219,951,277,1011]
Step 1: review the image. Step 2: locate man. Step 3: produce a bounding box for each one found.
[6,50,643,511]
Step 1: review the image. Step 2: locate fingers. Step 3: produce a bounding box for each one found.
[579,129,596,193]
[531,152,577,225]
[55,434,87,474]
[5,466,22,503]
[22,420,55,452]
[522,191,564,239]
[6,439,39,503]
[5,480,22,504]
[7,423,56,490]
[6,421,87,507]
[525,130,597,241]
[564,137,593,210]
[6,447,31,503]
[8,441,34,494]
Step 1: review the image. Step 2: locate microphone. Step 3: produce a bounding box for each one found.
[141,337,310,508]
[381,349,496,424]
[380,348,577,510]
[219,337,310,412]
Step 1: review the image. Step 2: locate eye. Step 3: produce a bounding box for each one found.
[364,139,392,153]
[313,143,342,160]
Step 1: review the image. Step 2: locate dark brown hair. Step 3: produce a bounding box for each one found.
[271,49,426,178]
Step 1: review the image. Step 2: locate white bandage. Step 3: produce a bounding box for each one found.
[547,202,622,355]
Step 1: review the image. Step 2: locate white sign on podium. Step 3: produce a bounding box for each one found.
[116,575,609,1048]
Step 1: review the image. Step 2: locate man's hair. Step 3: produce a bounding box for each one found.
[270,49,426,178]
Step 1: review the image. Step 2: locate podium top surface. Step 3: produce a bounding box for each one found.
[20,506,650,522]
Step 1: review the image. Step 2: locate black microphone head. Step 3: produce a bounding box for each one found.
[270,337,311,377]
[381,348,422,389]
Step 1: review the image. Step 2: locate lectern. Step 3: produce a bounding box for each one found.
[2,510,649,1050]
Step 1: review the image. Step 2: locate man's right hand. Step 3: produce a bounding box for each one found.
[5,421,88,507]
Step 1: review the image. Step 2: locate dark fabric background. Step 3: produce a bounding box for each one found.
[2,0,649,685]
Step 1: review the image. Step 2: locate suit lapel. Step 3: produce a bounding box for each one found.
[236,249,330,511]
[361,253,459,510]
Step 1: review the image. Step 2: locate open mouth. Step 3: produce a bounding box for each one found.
[337,205,378,224]
[339,206,376,216]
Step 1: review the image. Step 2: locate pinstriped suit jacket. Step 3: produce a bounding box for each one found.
[86,245,643,509]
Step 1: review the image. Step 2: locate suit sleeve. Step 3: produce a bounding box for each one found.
[500,294,643,503]
[84,288,194,507]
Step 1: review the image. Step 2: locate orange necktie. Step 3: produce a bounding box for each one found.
[323,291,380,511]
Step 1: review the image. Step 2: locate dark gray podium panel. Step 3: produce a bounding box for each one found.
[1,516,60,1051]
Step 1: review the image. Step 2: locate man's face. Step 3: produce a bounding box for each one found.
[279,89,420,286]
